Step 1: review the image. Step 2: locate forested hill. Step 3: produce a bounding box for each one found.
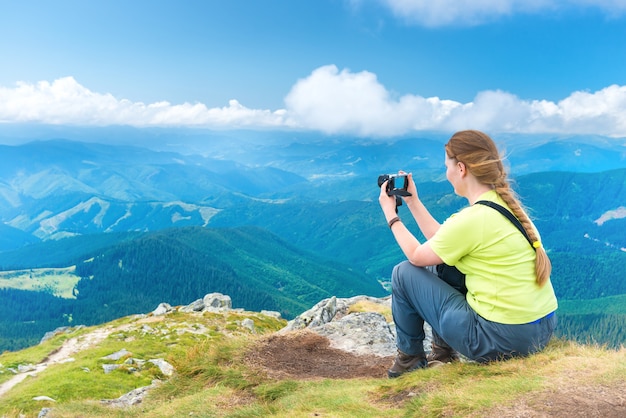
[0,226,387,352]
[73,226,386,318]
[513,168,626,300]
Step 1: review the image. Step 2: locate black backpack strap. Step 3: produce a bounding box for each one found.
[475,200,535,250]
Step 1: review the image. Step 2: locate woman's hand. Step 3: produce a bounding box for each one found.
[378,180,398,220]
[403,172,419,205]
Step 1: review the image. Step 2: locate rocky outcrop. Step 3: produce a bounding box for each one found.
[100,380,162,408]
[99,348,174,376]
[176,292,235,314]
[100,293,418,406]
[280,295,433,358]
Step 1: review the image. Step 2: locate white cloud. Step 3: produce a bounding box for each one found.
[284,65,626,137]
[0,77,288,128]
[1,68,626,138]
[376,0,626,27]
[284,65,461,136]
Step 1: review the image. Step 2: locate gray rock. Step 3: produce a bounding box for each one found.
[241,318,255,332]
[102,364,120,374]
[180,298,205,312]
[313,312,396,357]
[279,295,434,358]
[203,293,232,310]
[39,325,85,344]
[101,380,161,408]
[281,296,338,331]
[101,348,131,361]
[261,310,282,319]
[39,327,69,344]
[18,364,37,373]
[152,302,173,316]
[38,408,52,417]
[148,359,174,376]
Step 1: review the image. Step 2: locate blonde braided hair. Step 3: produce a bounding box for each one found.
[445,130,551,287]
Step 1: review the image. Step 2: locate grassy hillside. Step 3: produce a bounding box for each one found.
[0,267,79,298]
[0,304,624,418]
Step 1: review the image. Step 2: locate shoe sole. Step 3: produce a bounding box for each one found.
[427,360,445,368]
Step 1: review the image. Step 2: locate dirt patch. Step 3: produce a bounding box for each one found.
[245,330,393,379]
[480,381,626,418]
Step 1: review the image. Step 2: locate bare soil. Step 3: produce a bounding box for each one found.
[245,330,393,379]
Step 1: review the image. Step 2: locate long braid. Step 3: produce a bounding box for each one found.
[446,130,551,287]
[494,176,551,287]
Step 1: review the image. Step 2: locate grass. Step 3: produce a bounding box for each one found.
[1,309,624,418]
[348,298,392,322]
[0,266,80,298]
[0,325,94,385]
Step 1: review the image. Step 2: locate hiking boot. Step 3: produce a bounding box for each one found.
[427,342,460,365]
[387,351,428,378]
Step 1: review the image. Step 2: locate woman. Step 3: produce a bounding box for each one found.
[379,130,558,378]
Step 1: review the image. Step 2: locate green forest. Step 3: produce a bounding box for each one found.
[0,226,387,352]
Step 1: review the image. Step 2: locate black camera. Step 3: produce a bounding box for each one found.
[377,174,411,197]
[378,173,412,210]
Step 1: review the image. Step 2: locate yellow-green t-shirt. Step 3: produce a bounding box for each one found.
[429,190,558,324]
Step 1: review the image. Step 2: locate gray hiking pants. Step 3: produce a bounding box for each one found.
[391,261,556,362]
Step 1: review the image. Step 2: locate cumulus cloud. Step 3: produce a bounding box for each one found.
[0,77,288,128]
[375,0,626,27]
[284,65,626,137]
[1,68,626,137]
[284,65,460,136]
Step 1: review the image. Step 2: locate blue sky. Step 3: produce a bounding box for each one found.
[0,0,625,138]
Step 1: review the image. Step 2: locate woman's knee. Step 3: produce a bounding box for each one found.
[391,260,414,289]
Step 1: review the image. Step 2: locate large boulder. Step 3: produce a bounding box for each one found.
[280,295,433,357]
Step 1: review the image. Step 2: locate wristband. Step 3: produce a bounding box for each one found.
[388,216,401,228]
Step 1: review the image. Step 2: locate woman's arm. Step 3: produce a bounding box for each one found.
[379,179,443,267]
[403,173,441,240]
[405,196,441,240]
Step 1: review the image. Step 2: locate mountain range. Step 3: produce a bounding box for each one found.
[0,126,625,351]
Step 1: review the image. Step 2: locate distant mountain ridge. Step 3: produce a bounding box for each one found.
[0,139,307,245]
[0,135,625,248]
